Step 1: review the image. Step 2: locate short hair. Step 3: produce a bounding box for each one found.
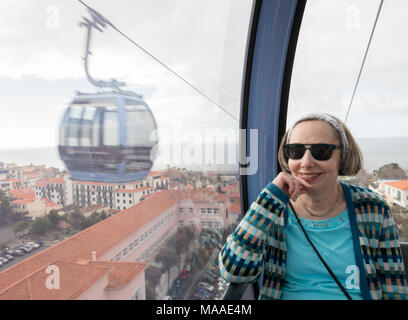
[277,114,363,176]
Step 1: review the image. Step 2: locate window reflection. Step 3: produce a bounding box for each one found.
[0,0,253,301]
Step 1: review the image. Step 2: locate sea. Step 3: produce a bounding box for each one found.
[0,137,407,173]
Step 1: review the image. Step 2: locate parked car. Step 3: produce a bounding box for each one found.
[194,287,208,294]
[162,295,172,300]
[27,242,40,248]
[14,247,28,256]
[0,257,9,264]
[0,261,3,267]
[198,282,214,292]
[34,240,44,246]
[10,249,24,256]
[4,254,14,260]
[14,249,24,256]
[23,244,34,251]
[201,275,214,283]
[18,246,30,253]
[180,269,189,280]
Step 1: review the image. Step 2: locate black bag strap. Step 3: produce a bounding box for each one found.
[288,202,352,300]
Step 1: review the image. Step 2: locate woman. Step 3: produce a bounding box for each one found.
[219,113,408,300]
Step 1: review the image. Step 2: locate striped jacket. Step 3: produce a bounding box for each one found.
[219,182,408,300]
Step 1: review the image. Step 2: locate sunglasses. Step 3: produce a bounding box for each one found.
[284,143,342,161]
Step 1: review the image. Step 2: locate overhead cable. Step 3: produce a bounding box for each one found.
[77,0,238,121]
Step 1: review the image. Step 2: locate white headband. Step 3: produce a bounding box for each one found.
[286,113,350,165]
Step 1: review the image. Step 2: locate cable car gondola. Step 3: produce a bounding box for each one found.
[58,8,158,183]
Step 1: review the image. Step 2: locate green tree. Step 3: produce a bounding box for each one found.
[47,210,61,228]
[145,266,162,300]
[29,217,51,235]
[0,190,12,225]
[155,247,178,294]
[13,220,30,235]
[67,210,85,231]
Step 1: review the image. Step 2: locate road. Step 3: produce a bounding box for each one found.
[0,243,51,272]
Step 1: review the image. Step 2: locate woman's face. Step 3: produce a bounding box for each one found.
[287,120,342,191]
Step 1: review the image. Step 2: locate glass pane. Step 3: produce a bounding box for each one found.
[0,0,253,301]
[103,110,119,146]
[66,105,84,146]
[126,104,157,146]
[92,109,102,147]
[289,0,408,239]
[80,107,96,147]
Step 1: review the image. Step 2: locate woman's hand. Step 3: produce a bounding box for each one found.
[272,172,312,201]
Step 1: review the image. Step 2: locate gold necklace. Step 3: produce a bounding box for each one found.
[300,184,340,218]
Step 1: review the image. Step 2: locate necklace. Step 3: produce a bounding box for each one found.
[300,184,340,218]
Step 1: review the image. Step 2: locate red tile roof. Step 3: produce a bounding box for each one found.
[9,188,35,200]
[385,179,408,191]
[0,188,222,299]
[35,177,64,187]
[148,170,166,177]
[43,198,60,207]
[89,261,147,289]
[0,260,111,300]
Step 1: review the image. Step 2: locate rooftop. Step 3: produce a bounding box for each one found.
[385,179,408,191]
[0,188,223,299]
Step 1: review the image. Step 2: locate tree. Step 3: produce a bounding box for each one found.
[29,217,51,235]
[0,190,12,225]
[377,163,408,180]
[145,266,162,300]
[13,220,30,236]
[47,210,61,228]
[154,247,178,294]
[67,210,85,231]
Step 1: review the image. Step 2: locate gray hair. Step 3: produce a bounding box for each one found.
[286,113,351,165]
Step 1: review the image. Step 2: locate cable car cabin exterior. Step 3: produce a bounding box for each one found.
[58,91,158,183]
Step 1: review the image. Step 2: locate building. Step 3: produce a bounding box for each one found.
[226,192,242,226]
[72,175,168,210]
[35,176,73,206]
[0,178,22,192]
[0,188,227,300]
[381,179,408,208]
[9,188,62,219]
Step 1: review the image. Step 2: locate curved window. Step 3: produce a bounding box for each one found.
[66,105,84,146]
[289,1,408,240]
[103,107,119,146]
[0,0,253,301]
[125,104,157,146]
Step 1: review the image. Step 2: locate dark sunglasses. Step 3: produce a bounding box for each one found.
[284,143,342,161]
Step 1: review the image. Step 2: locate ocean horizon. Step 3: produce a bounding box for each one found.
[0,137,407,173]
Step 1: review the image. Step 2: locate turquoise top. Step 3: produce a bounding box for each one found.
[280,208,364,300]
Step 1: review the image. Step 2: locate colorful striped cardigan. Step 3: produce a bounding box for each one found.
[219,181,408,300]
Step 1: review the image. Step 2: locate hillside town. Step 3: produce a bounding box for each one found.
[0,160,407,300]
[0,161,241,300]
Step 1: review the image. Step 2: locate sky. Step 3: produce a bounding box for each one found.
[0,0,407,169]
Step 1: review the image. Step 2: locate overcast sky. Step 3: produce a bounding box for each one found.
[0,0,406,154]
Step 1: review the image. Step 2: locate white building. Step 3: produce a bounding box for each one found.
[381,180,408,208]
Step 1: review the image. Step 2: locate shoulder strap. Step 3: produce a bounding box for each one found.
[288,202,352,300]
